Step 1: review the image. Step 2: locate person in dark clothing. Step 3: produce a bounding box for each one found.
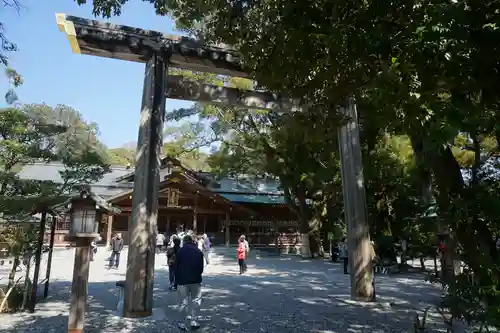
[167,236,181,290]
[339,237,348,274]
[175,234,204,330]
[330,241,340,262]
[108,233,124,269]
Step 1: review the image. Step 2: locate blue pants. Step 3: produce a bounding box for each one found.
[169,265,177,288]
[109,251,120,268]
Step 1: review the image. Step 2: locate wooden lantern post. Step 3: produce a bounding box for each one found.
[66,187,120,333]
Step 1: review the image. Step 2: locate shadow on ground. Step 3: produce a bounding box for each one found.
[0,247,479,333]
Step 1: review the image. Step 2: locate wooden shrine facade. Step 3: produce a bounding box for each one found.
[103,169,300,247]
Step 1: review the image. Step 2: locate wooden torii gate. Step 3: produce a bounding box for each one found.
[56,13,373,320]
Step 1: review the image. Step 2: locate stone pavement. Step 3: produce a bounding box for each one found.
[0,247,473,333]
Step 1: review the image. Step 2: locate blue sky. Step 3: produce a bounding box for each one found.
[0,0,194,148]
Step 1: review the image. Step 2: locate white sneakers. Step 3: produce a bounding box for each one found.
[190,320,200,329]
[177,316,200,330]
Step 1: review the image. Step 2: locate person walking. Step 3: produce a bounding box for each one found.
[237,237,247,275]
[202,233,211,266]
[197,235,204,251]
[240,235,249,272]
[339,237,348,274]
[157,233,166,253]
[167,236,181,290]
[90,237,98,262]
[175,234,204,330]
[108,233,124,269]
[177,225,186,247]
[330,241,340,262]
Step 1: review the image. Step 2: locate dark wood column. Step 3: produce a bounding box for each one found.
[124,50,167,318]
[67,238,92,333]
[193,195,198,234]
[106,215,113,246]
[225,213,230,247]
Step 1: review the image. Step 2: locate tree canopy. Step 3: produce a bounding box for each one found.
[0,103,111,289]
[105,122,211,171]
[0,0,489,328]
[0,103,110,219]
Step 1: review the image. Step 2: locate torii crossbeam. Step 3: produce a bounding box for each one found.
[55,12,373,327]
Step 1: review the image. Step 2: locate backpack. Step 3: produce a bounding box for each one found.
[167,247,176,266]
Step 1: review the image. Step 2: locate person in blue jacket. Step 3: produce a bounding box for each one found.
[175,233,204,330]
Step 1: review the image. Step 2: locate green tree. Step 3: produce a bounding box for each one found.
[0,103,110,288]
[166,71,343,257]
[1,1,23,104]
[83,0,500,325]
[106,122,211,171]
[107,147,135,166]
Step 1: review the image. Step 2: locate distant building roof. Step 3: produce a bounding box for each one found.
[209,177,281,195]
[18,161,286,205]
[18,162,134,197]
[219,193,285,204]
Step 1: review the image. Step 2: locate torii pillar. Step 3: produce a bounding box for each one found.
[55,12,374,309]
[123,51,167,317]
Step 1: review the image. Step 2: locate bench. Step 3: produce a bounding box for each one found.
[116,280,125,313]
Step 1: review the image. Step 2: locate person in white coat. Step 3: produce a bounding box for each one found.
[201,233,211,265]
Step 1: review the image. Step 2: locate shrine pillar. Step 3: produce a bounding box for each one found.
[202,215,207,233]
[193,195,198,234]
[225,212,230,247]
[106,215,113,246]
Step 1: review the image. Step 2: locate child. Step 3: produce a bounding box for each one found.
[237,237,247,275]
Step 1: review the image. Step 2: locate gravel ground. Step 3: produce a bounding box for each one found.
[0,247,480,333]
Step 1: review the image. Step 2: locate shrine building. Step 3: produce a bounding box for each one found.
[18,157,300,250]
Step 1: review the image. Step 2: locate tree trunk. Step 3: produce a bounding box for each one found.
[429,145,463,283]
[411,135,458,283]
[283,182,313,258]
[338,100,374,302]
[300,233,312,258]
[420,257,426,269]
[8,256,19,289]
[309,232,324,258]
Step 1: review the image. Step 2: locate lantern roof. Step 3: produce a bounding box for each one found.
[54,186,121,215]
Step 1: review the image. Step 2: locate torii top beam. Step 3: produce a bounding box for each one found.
[55,13,248,78]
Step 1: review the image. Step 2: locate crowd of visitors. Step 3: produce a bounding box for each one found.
[100,228,250,330]
[163,227,251,330]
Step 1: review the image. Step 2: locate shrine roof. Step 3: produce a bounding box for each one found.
[219,193,285,204]
[106,170,257,215]
[207,177,281,194]
[18,162,134,198]
[17,160,286,205]
[205,177,285,204]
